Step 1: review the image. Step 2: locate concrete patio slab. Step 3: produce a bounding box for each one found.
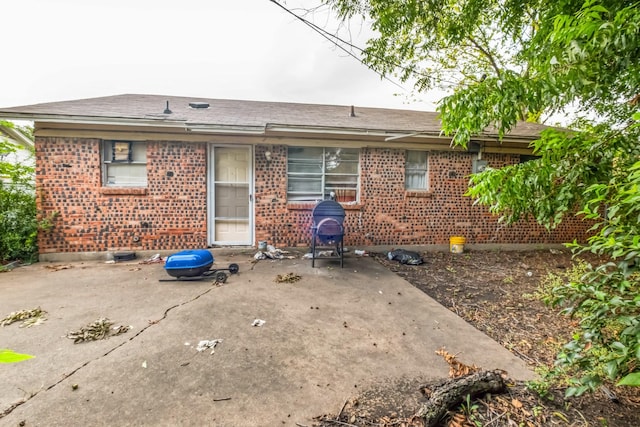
[0,251,534,426]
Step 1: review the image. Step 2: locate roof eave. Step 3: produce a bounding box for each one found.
[0,112,539,144]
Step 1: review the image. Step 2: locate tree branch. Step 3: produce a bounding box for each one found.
[467,36,502,76]
[416,370,507,427]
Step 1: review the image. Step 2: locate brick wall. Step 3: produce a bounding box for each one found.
[37,138,591,254]
[36,137,207,254]
[254,145,592,247]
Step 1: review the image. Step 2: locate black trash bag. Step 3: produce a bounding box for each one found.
[387,249,424,265]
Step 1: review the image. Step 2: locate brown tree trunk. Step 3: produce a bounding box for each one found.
[416,370,507,427]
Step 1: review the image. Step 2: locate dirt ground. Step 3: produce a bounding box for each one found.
[315,249,640,427]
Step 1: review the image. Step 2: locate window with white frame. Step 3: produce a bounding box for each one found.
[405,150,429,190]
[102,140,147,187]
[287,147,359,202]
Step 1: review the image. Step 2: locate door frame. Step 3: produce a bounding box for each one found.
[207,144,254,246]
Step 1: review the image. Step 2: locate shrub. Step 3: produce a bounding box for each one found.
[0,130,38,263]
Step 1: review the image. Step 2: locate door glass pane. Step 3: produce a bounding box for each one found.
[213,147,250,243]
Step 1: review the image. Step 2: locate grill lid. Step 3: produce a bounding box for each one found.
[165,249,214,270]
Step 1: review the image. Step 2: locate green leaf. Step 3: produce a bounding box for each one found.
[605,361,618,379]
[617,372,640,386]
[0,349,35,363]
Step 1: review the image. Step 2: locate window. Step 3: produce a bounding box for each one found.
[405,151,429,190]
[519,154,540,164]
[103,140,147,187]
[287,147,359,202]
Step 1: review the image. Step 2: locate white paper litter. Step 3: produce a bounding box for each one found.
[303,250,335,258]
[196,339,223,354]
[252,319,266,327]
[140,253,163,264]
[254,247,294,260]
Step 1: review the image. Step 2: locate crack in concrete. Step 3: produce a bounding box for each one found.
[0,284,220,419]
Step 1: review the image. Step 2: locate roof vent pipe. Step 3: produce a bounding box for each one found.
[349,105,356,117]
[163,101,172,114]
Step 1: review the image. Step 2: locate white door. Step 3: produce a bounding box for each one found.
[209,146,252,245]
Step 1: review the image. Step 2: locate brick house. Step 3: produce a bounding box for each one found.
[0,94,590,259]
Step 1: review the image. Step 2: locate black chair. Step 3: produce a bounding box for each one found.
[310,200,346,267]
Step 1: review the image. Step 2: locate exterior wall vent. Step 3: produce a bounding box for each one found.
[189,102,210,109]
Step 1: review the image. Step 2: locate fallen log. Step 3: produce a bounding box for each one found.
[416,370,507,427]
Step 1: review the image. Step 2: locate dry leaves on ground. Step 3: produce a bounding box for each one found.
[1,307,48,328]
[275,272,302,283]
[45,264,73,272]
[67,317,131,343]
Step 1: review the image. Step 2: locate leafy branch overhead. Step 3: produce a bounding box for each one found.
[323,0,639,144]
[323,0,640,396]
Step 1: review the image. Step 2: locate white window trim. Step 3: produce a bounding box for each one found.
[405,150,429,190]
[102,140,148,187]
[287,147,360,202]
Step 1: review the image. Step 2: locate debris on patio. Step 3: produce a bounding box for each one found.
[254,246,295,260]
[45,264,73,272]
[274,272,301,283]
[435,347,480,378]
[387,249,424,265]
[113,251,136,262]
[140,253,163,264]
[302,250,334,259]
[0,260,21,272]
[196,339,223,354]
[251,319,266,327]
[67,318,131,343]
[1,307,48,328]
[416,370,508,426]
[354,249,369,256]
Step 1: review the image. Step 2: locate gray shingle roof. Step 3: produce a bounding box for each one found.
[0,93,548,139]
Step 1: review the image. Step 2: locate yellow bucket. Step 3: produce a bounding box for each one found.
[450,236,466,253]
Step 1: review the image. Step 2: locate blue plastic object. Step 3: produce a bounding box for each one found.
[164,250,214,278]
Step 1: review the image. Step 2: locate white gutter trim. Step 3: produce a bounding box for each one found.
[0,113,188,129]
[265,123,444,139]
[384,132,424,141]
[0,123,34,148]
[185,124,266,134]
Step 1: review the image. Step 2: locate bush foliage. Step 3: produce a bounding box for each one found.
[0,123,38,263]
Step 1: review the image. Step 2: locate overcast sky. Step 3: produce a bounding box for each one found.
[2,0,446,111]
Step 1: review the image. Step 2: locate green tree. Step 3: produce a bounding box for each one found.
[322,0,640,394]
[0,121,38,263]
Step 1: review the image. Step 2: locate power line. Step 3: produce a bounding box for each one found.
[268,0,407,92]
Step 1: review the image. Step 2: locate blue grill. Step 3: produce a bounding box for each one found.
[310,200,345,267]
